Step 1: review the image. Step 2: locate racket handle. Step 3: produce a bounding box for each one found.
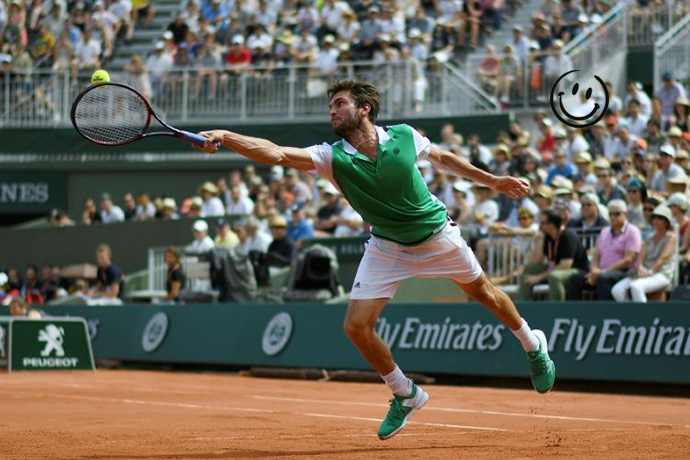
[179,130,221,148]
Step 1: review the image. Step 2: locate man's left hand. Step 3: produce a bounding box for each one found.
[491,176,530,200]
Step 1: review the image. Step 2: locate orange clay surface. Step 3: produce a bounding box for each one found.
[1,370,689,459]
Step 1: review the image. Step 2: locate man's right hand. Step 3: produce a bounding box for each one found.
[195,130,227,154]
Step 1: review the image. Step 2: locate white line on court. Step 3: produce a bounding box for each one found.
[0,390,507,432]
[303,413,507,432]
[253,395,688,428]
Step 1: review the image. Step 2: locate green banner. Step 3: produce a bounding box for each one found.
[11,302,690,384]
[0,173,67,213]
[9,318,95,371]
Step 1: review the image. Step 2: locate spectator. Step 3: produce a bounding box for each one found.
[8,297,42,318]
[135,193,156,220]
[537,118,555,159]
[498,44,520,104]
[650,144,683,194]
[82,198,101,225]
[49,209,75,227]
[100,193,125,223]
[284,169,313,204]
[313,34,339,76]
[130,0,155,38]
[518,208,589,301]
[533,184,554,212]
[187,219,215,253]
[543,39,572,83]
[595,160,626,205]
[245,217,273,252]
[624,99,649,138]
[545,149,576,185]
[72,28,101,73]
[667,126,684,151]
[91,244,124,299]
[197,181,225,217]
[287,203,314,246]
[267,216,295,267]
[161,198,180,220]
[125,55,152,100]
[489,144,510,176]
[568,200,642,300]
[123,193,137,220]
[459,183,498,249]
[314,183,343,235]
[226,185,255,217]
[568,192,608,231]
[625,178,648,229]
[612,205,677,302]
[214,218,239,250]
[671,97,690,133]
[626,81,652,118]
[667,192,690,240]
[164,246,185,302]
[572,152,597,189]
[147,42,173,96]
[21,264,43,305]
[656,72,687,119]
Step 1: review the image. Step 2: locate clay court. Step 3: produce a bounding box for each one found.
[1,370,689,459]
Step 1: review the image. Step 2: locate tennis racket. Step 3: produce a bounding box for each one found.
[70,82,219,148]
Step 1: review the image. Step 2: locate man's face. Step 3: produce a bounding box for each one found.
[629,102,639,116]
[193,229,206,241]
[555,152,567,167]
[329,91,365,138]
[124,194,135,210]
[101,199,112,211]
[539,216,552,233]
[659,153,673,168]
[582,200,597,218]
[96,250,110,267]
[597,169,611,186]
[271,226,287,239]
[609,208,626,226]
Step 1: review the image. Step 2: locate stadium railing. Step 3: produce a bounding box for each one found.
[627,1,690,48]
[0,60,498,128]
[653,12,690,92]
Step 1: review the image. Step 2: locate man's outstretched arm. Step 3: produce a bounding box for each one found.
[427,145,529,200]
[196,129,315,171]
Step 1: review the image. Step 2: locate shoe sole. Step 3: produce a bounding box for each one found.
[532,330,556,394]
[378,390,430,441]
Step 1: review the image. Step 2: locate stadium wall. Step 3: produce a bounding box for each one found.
[4,302,689,385]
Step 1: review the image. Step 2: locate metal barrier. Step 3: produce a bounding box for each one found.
[653,12,690,92]
[0,59,497,128]
[627,1,690,48]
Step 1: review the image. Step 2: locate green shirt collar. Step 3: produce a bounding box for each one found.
[341,126,390,155]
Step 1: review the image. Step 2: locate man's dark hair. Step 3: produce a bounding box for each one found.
[543,208,563,229]
[327,78,380,122]
[645,196,662,208]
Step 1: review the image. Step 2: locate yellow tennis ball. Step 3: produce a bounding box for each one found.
[91,70,110,84]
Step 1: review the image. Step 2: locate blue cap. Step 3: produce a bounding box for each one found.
[290,203,303,212]
[663,71,673,80]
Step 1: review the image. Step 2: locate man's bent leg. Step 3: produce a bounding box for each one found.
[456,273,555,393]
[595,270,626,301]
[517,262,549,301]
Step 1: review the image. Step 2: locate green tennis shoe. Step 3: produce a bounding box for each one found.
[528,329,556,394]
[377,381,429,440]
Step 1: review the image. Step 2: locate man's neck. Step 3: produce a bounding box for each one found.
[346,122,378,156]
[612,221,625,234]
[585,215,597,225]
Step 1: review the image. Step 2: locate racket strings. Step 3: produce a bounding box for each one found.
[73,85,150,144]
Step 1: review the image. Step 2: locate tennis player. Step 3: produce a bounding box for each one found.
[197,78,555,440]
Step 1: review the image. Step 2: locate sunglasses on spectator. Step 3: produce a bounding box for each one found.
[518,215,533,220]
[597,174,609,178]
[609,211,623,216]
[582,202,595,207]
[627,188,639,193]
[644,207,655,212]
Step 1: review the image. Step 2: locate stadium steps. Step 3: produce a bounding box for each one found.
[459,0,545,59]
[107,0,182,71]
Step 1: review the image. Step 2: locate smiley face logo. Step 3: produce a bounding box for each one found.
[550,70,609,128]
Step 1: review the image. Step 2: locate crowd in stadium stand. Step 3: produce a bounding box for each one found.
[0,0,152,73]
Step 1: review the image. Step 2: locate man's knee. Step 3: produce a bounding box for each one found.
[343,314,374,341]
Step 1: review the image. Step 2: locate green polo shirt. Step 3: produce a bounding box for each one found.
[306,124,448,245]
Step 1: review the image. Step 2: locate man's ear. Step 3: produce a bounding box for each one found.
[360,103,371,117]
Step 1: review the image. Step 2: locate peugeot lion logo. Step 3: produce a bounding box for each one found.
[39,324,66,357]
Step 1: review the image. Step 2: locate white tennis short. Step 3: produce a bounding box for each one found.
[349,221,483,300]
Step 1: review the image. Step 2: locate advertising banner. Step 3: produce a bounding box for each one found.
[23,303,690,384]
